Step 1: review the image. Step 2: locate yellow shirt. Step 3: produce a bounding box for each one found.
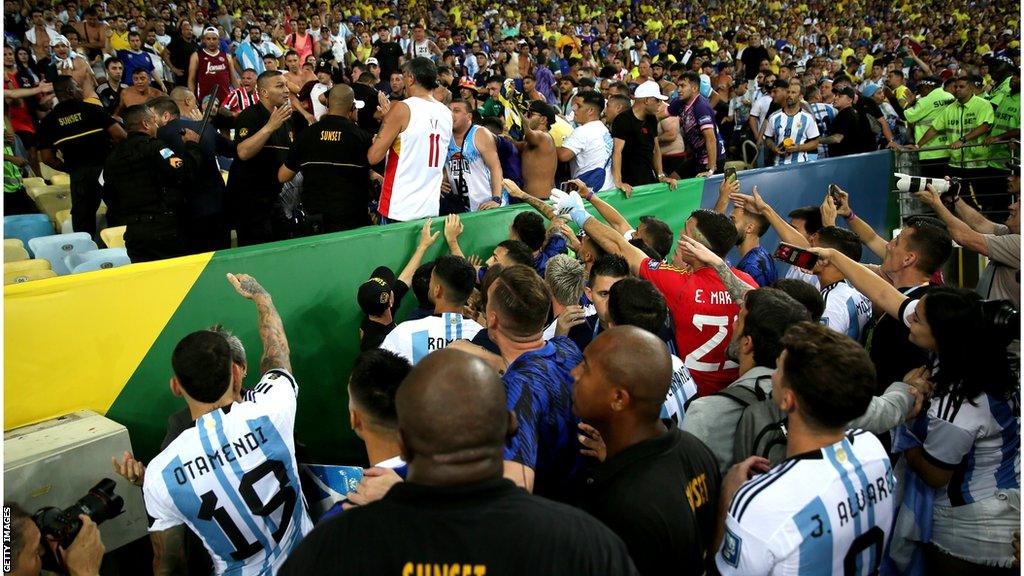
[109,30,129,51]
[702,39,719,52]
[645,19,664,33]
[550,116,573,148]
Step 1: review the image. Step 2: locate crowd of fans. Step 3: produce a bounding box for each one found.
[3,0,1022,575]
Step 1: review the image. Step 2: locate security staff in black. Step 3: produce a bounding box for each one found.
[103,104,199,263]
[279,83,374,233]
[227,70,306,247]
[37,76,126,240]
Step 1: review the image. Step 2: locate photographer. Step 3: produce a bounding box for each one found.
[913,172,1020,308]
[6,503,104,576]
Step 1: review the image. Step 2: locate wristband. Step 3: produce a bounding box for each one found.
[585,190,594,201]
[843,210,857,221]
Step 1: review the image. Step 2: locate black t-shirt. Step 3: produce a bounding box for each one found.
[96,81,126,114]
[611,109,658,187]
[167,34,198,81]
[228,103,298,201]
[828,106,864,157]
[284,114,372,219]
[740,46,769,79]
[351,83,382,134]
[277,478,638,576]
[360,317,395,351]
[36,99,117,171]
[581,428,721,576]
[373,41,403,77]
[868,284,934,394]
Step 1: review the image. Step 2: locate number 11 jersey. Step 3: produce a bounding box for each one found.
[378,96,454,221]
[144,368,313,575]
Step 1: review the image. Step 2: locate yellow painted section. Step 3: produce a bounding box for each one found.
[3,252,213,430]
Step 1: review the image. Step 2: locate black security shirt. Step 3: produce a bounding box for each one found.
[868,284,934,393]
[581,428,721,576]
[278,478,637,576]
[611,108,658,186]
[228,103,299,201]
[284,114,371,219]
[37,99,117,171]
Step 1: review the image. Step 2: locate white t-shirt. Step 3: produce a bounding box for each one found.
[310,82,331,120]
[560,120,615,192]
[717,431,896,575]
[749,94,774,132]
[380,313,483,364]
[819,279,872,342]
[785,264,820,288]
[144,369,313,576]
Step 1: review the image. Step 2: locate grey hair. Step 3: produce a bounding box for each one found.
[207,324,247,368]
[544,254,585,307]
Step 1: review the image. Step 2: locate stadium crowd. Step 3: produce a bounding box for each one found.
[2,0,1022,574]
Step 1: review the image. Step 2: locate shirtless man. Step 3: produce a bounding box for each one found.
[113,69,164,116]
[48,34,97,100]
[281,50,315,94]
[73,6,108,65]
[517,100,557,199]
[25,7,57,63]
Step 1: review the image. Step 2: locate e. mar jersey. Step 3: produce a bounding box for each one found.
[144,369,313,576]
[380,313,483,365]
[717,431,896,576]
[819,280,872,342]
[662,353,698,429]
[638,258,758,397]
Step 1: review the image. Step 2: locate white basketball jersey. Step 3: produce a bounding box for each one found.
[379,97,453,221]
[144,369,313,576]
[717,431,896,575]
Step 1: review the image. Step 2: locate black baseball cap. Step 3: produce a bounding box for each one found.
[357,266,397,316]
[527,100,556,125]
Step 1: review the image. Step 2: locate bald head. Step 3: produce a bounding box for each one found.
[396,349,510,483]
[576,326,671,423]
[328,83,358,113]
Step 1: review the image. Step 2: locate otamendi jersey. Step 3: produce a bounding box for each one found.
[820,279,872,342]
[717,431,896,575]
[144,369,313,576]
[380,312,483,365]
[379,96,453,221]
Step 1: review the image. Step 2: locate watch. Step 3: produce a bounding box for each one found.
[490,196,502,203]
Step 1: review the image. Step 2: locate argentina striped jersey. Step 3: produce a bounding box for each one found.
[380,312,483,365]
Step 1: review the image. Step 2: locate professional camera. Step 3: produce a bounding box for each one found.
[981,299,1020,346]
[895,173,963,204]
[32,478,123,571]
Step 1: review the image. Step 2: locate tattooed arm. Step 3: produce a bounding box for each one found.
[227,273,292,374]
[676,235,754,304]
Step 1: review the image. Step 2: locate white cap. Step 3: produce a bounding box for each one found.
[203,26,219,37]
[366,57,379,66]
[354,99,365,109]
[633,80,667,101]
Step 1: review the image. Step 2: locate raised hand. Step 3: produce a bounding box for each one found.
[227,273,269,300]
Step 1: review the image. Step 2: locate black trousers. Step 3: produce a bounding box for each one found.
[70,165,104,240]
[186,213,232,253]
[124,216,187,263]
[4,187,38,215]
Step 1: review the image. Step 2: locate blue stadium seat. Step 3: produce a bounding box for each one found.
[66,248,131,274]
[4,215,54,257]
[27,233,98,275]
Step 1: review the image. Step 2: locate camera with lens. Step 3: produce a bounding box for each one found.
[31,478,123,572]
[894,173,963,204]
[981,299,1020,347]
